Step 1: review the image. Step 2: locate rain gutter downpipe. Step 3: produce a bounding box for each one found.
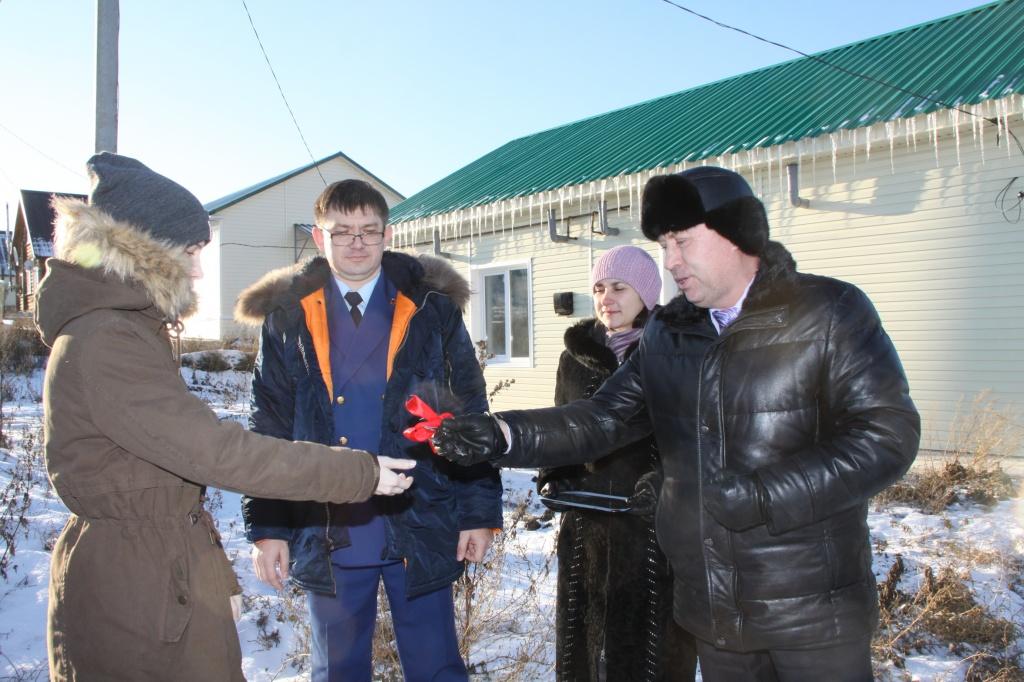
[786,163,810,208]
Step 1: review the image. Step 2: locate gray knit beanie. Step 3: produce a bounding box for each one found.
[591,245,662,310]
[87,152,211,248]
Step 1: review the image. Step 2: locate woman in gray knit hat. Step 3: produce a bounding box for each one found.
[37,152,415,681]
[538,245,697,682]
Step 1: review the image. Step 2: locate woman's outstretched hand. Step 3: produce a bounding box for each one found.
[374,456,416,495]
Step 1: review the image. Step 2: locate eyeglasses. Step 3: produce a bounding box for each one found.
[319,227,386,246]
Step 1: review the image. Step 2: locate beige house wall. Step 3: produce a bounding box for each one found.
[187,157,403,339]
[399,113,1024,454]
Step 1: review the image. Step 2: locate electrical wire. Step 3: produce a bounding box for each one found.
[0,121,87,180]
[240,0,327,186]
[995,177,1023,223]
[656,0,1022,154]
[657,0,1024,222]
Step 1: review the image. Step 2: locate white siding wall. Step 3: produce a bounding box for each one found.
[768,127,1023,455]
[401,114,1024,454]
[187,158,403,339]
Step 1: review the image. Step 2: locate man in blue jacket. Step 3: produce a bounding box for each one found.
[236,179,503,681]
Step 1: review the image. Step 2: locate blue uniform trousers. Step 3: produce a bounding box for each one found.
[308,558,467,682]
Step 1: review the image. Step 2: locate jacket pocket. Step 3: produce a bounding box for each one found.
[161,554,193,643]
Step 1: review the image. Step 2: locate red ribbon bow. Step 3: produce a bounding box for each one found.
[402,395,453,454]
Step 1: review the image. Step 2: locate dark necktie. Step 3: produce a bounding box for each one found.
[344,291,363,327]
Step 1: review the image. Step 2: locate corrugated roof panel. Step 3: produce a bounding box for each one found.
[391,0,1024,223]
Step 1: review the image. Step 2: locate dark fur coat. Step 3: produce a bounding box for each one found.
[539,319,696,682]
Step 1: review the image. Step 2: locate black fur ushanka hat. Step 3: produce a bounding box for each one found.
[640,166,769,255]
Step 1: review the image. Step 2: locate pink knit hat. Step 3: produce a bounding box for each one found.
[591,245,662,310]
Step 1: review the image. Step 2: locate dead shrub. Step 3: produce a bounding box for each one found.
[453,492,555,679]
[183,351,233,373]
[232,352,256,373]
[873,556,1022,678]
[876,458,1015,513]
[876,391,1021,513]
[917,566,1016,650]
[367,493,555,680]
[0,425,47,580]
[0,325,45,375]
[476,339,516,404]
[0,325,46,445]
[963,653,1024,682]
[244,586,312,674]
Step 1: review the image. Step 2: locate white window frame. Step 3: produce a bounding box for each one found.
[471,259,534,368]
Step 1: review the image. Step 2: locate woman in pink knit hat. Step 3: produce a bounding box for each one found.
[538,245,696,681]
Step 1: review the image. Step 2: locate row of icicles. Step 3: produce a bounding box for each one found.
[390,94,1022,250]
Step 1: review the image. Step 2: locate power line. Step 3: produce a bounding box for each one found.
[240,0,327,186]
[656,0,1023,156]
[0,121,87,180]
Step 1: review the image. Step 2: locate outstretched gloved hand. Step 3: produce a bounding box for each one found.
[702,469,768,531]
[431,414,508,466]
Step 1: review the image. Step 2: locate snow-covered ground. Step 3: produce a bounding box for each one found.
[1,368,1022,680]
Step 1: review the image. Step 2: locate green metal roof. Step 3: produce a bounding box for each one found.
[391,0,1024,224]
[205,150,404,214]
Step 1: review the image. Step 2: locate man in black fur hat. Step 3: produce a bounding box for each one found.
[431,167,920,681]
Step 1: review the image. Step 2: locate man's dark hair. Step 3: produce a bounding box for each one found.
[314,179,389,225]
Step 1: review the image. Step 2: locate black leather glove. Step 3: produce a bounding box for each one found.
[432,414,508,466]
[627,470,662,518]
[702,470,768,531]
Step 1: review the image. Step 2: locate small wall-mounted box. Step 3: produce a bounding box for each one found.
[553,292,574,316]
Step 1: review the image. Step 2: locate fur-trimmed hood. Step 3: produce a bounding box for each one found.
[563,318,618,375]
[656,239,798,329]
[35,197,196,345]
[234,251,470,326]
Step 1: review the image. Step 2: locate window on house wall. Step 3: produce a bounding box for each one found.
[473,262,532,365]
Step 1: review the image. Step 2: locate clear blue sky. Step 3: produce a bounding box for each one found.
[0,0,992,224]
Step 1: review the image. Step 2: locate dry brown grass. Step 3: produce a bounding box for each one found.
[369,493,556,680]
[178,335,258,355]
[877,391,1022,513]
[874,560,1022,678]
[872,391,1024,679]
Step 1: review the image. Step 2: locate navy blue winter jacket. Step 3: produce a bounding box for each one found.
[237,252,503,597]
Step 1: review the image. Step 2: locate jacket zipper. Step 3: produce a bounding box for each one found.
[697,325,730,643]
[375,292,430,564]
[299,328,337,592]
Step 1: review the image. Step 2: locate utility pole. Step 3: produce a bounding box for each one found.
[95,0,119,153]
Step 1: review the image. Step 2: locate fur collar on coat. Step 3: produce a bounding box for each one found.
[233,251,470,325]
[35,197,197,345]
[562,318,618,376]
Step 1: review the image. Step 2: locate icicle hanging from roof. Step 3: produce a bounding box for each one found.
[777,145,784,199]
[850,128,857,177]
[952,108,962,167]
[886,121,895,174]
[1001,98,1012,158]
[830,133,838,184]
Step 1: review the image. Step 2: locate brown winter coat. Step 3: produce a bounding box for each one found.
[36,198,382,681]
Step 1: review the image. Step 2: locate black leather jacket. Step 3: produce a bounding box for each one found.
[497,241,920,651]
